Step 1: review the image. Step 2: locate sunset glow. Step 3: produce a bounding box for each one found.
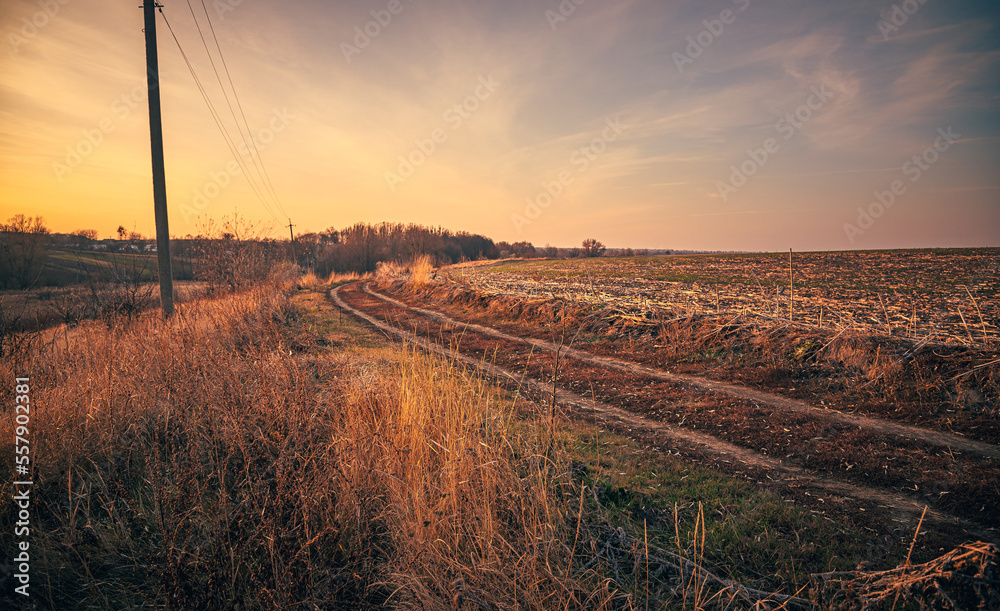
[2,0,998,250]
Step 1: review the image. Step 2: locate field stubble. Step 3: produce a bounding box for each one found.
[455,250,999,347]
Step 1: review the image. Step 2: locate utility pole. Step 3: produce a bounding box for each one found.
[143,0,174,316]
[287,218,296,263]
[788,248,793,321]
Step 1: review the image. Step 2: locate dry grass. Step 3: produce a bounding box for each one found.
[297,270,324,288]
[6,276,911,608]
[812,542,998,609]
[326,270,367,284]
[0,281,629,609]
[371,256,436,286]
[302,269,374,289]
[375,260,407,281]
[408,254,434,287]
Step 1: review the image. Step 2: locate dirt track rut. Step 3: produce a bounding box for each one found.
[331,282,1000,544]
[363,284,999,460]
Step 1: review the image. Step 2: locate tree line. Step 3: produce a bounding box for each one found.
[295,222,502,275]
[295,225,643,275]
[2,212,655,290]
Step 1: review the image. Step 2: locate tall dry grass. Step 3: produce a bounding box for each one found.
[375,260,406,281]
[372,255,435,286]
[325,270,367,284]
[408,254,434,287]
[0,282,621,608]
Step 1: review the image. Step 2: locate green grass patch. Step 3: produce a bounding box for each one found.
[558,424,868,592]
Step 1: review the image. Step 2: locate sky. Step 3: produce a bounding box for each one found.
[1,0,998,251]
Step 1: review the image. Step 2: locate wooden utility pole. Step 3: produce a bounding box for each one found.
[287,219,296,263]
[788,248,793,321]
[143,0,174,316]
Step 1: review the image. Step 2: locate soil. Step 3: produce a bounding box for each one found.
[331,280,1000,566]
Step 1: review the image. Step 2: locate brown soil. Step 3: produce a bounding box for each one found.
[332,281,1000,565]
[391,277,1000,444]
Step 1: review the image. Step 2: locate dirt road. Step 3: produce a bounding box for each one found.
[332,281,1000,558]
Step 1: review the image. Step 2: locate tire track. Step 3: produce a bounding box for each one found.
[363,284,1000,460]
[332,283,997,539]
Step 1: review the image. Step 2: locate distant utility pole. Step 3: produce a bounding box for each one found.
[788,248,793,321]
[287,219,296,263]
[143,0,174,316]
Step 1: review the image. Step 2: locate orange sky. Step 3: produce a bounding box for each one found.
[1,0,998,251]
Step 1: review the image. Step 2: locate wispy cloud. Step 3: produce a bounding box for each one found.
[0,0,997,250]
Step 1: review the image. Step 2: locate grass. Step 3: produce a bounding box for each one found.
[409,254,434,286]
[0,281,209,333]
[0,280,611,608]
[560,424,863,589]
[0,276,906,609]
[39,249,163,286]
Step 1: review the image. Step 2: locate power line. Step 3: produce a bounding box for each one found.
[158,7,277,222]
[197,0,287,219]
[183,0,286,219]
[157,7,282,224]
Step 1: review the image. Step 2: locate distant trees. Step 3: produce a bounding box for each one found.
[1,214,50,288]
[292,231,334,271]
[316,222,500,275]
[494,241,536,259]
[63,229,101,250]
[581,238,606,258]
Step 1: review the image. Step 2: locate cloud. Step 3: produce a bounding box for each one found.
[1,0,997,249]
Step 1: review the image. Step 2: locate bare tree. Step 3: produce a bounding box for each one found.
[581,238,606,258]
[83,251,156,326]
[1,214,50,288]
[193,214,280,293]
